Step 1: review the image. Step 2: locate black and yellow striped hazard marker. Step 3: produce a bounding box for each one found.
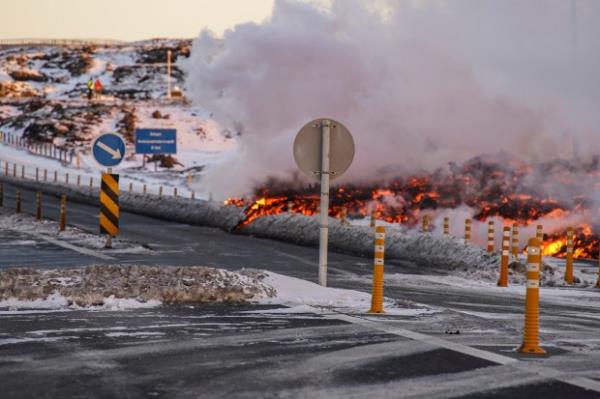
[100,173,119,236]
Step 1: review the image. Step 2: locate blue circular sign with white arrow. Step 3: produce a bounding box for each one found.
[92,133,126,167]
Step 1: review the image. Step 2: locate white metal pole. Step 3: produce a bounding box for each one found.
[318,119,331,287]
[167,50,172,99]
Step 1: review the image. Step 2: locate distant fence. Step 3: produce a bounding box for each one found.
[0,131,75,165]
[0,38,126,47]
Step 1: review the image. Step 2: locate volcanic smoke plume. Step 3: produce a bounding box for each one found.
[182,1,600,257]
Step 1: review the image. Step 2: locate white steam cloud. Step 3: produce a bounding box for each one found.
[182,0,600,199]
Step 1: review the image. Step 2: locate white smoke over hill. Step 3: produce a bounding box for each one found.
[183,0,600,199]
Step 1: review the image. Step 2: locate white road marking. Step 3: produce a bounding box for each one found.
[323,311,600,394]
[22,231,115,261]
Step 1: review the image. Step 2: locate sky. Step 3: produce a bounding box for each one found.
[0,0,275,41]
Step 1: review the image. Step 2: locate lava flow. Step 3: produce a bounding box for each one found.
[226,154,599,259]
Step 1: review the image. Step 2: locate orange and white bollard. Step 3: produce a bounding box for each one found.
[443,217,449,235]
[511,225,520,260]
[369,226,386,314]
[518,237,545,355]
[422,215,430,232]
[487,220,495,252]
[464,219,471,241]
[565,227,574,284]
[340,207,349,225]
[498,226,510,287]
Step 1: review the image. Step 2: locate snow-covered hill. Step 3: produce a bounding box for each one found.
[0,39,238,198]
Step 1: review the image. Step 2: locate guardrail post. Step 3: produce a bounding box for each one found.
[143,184,147,194]
[518,237,545,355]
[89,177,94,192]
[77,175,81,186]
[0,182,3,207]
[59,194,66,232]
[36,192,42,220]
[12,163,16,177]
[159,186,163,197]
[128,182,133,193]
[20,165,24,179]
[565,227,574,284]
[173,187,178,197]
[53,171,57,183]
[369,225,386,313]
[35,168,39,181]
[43,169,47,181]
[191,191,195,200]
[4,162,7,176]
[65,173,69,184]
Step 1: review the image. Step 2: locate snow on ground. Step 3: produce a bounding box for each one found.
[258,271,434,316]
[0,211,149,253]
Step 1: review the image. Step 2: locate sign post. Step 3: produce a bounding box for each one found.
[293,118,354,286]
[92,133,126,248]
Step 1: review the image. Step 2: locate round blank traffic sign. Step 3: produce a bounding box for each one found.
[293,118,354,181]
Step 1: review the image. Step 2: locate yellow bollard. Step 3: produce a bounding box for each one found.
[565,227,574,284]
[340,206,349,225]
[464,219,471,241]
[443,217,449,235]
[422,215,430,232]
[59,194,66,232]
[498,226,510,287]
[487,220,495,252]
[518,237,546,355]
[511,225,520,260]
[369,226,386,314]
[159,186,163,197]
[15,190,21,213]
[36,192,42,220]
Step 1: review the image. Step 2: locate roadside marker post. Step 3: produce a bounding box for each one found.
[369,226,386,314]
[191,191,195,200]
[77,175,81,186]
[15,190,21,213]
[54,171,57,183]
[65,173,69,184]
[596,249,600,288]
[59,194,66,232]
[89,177,93,192]
[565,228,574,284]
[159,186,163,197]
[43,169,47,182]
[92,133,126,248]
[519,237,546,355]
[35,168,39,181]
[143,184,147,194]
[464,219,471,241]
[293,118,354,287]
[536,224,544,273]
[36,192,42,220]
[13,163,16,177]
[498,226,510,287]
[21,165,24,178]
[128,182,133,193]
[173,187,178,197]
[487,220,495,252]
[0,182,3,207]
[100,172,120,247]
[422,214,430,232]
[443,217,449,235]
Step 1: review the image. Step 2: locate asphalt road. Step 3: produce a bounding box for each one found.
[1,182,600,398]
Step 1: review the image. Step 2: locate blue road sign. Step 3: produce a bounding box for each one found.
[92,133,126,167]
[135,128,177,154]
